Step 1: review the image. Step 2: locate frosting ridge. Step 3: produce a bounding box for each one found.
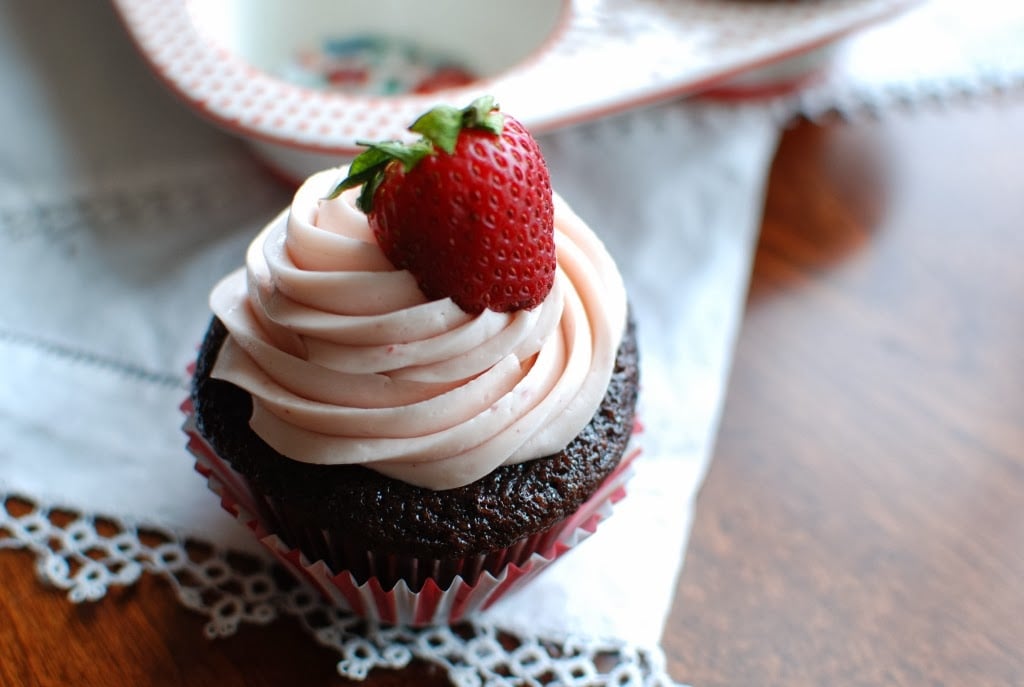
[209,167,626,490]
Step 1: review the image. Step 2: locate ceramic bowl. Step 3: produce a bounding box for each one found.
[114,0,917,183]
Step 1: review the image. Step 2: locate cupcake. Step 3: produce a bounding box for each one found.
[183,96,639,625]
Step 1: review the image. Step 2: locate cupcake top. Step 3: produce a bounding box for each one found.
[207,98,627,490]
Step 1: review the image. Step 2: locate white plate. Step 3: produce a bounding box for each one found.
[113,0,916,181]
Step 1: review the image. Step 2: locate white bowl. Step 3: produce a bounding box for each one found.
[113,0,917,183]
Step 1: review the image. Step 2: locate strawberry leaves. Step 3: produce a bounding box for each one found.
[326,95,505,212]
[409,95,504,153]
[326,139,433,213]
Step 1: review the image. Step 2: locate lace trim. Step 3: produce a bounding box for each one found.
[0,492,684,686]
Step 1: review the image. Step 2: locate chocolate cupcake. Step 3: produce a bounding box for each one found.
[183,98,639,624]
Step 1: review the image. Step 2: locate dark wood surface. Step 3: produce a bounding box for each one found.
[667,102,1024,686]
[4,102,1023,686]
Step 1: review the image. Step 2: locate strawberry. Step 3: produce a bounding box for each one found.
[327,96,556,314]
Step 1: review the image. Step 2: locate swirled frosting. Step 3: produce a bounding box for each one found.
[209,168,626,490]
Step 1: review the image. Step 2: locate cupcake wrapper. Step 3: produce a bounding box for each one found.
[181,397,637,626]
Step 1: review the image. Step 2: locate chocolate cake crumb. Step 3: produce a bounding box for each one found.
[192,315,639,584]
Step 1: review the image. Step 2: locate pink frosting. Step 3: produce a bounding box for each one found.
[209,168,626,490]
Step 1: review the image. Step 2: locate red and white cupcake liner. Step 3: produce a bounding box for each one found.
[181,397,637,626]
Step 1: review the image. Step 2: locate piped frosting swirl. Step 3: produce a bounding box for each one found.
[209,168,626,490]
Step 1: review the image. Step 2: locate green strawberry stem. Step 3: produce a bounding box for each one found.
[326,96,505,213]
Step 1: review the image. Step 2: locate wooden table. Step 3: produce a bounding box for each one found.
[4,102,1023,686]
[667,101,1024,686]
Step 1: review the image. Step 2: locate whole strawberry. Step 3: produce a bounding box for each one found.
[328,96,556,314]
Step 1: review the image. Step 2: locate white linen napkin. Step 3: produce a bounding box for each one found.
[0,0,777,658]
